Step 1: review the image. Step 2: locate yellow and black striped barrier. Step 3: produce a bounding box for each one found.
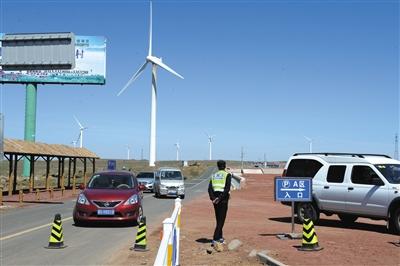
[298,218,323,251]
[132,216,148,251]
[45,213,67,249]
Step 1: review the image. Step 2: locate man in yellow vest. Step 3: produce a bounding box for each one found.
[208,160,232,250]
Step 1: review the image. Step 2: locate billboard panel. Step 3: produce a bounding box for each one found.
[0,34,106,85]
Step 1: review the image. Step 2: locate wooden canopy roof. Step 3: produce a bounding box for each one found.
[4,139,99,158]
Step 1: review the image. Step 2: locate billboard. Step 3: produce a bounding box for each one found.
[0,34,106,85]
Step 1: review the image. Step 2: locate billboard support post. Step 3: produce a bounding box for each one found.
[22,83,37,177]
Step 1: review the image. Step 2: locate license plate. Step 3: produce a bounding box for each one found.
[97,209,115,216]
[168,190,177,195]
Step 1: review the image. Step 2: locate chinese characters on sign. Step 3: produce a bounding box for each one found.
[275,178,312,202]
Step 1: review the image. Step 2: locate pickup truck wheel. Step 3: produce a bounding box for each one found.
[388,207,400,234]
[338,214,358,225]
[296,202,319,224]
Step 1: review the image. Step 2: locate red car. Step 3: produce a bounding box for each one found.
[73,171,145,226]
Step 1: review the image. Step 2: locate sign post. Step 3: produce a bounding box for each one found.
[274,177,312,239]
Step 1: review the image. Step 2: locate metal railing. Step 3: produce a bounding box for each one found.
[154,198,182,266]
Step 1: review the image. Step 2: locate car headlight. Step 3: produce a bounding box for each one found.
[160,184,167,189]
[77,193,90,205]
[124,194,139,205]
[179,185,185,189]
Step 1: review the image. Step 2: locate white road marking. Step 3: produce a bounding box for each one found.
[0,217,73,241]
[189,177,210,190]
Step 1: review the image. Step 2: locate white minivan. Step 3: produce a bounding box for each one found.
[154,167,185,199]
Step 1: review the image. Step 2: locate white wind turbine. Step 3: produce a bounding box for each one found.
[126,145,131,160]
[175,141,180,161]
[304,136,313,153]
[74,115,88,148]
[205,133,215,160]
[71,140,77,148]
[117,1,184,167]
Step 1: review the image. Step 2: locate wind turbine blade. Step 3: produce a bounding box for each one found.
[150,57,184,79]
[74,115,83,128]
[117,61,148,96]
[148,1,153,56]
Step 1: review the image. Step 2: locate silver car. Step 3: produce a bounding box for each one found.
[136,171,155,192]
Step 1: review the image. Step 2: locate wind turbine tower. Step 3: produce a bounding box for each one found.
[206,133,215,160]
[304,136,313,153]
[395,133,399,160]
[117,1,184,167]
[126,145,131,160]
[74,116,87,148]
[175,141,180,161]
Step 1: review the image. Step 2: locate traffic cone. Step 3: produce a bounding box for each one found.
[298,218,323,251]
[131,216,148,251]
[45,213,67,249]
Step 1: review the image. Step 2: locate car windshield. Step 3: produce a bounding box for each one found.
[137,172,154,179]
[375,164,400,184]
[88,174,133,189]
[160,171,182,180]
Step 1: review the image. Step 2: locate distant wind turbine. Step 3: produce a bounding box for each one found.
[117,1,184,167]
[74,115,88,148]
[304,136,313,153]
[126,145,131,160]
[205,133,215,160]
[71,140,77,148]
[175,141,180,161]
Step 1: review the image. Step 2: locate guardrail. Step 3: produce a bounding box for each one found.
[154,198,182,266]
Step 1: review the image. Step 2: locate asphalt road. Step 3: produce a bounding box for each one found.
[0,167,215,266]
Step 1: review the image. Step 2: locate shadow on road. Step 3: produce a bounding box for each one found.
[268,216,394,235]
[195,238,213,243]
[73,221,137,228]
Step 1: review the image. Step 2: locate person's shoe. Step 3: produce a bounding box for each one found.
[213,242,223,252]
[219,238,226,244]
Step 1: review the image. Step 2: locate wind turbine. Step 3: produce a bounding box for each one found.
[205,133,215,160]
[304,136,313,153]
[71,140,77,148]
[74,115,88,148]
[117,1,184,167]
[175,141,180,161]
[126,145,131,160]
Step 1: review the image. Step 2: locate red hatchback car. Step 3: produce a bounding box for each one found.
[73,171,144,226]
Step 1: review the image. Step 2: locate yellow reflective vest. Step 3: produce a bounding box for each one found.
[211,170,228,192]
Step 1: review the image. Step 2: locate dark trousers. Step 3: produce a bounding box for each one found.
[213,200,228,241]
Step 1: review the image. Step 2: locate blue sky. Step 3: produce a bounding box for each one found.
[0,0,399,161]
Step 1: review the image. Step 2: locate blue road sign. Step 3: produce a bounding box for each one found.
[275,177,312,202]
[107,160,116,170]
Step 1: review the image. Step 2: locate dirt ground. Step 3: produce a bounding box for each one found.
[111,174,400,266]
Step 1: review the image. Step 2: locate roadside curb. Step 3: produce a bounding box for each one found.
[256,252,288,266]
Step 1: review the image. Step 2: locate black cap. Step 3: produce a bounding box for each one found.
[217,160,226,170]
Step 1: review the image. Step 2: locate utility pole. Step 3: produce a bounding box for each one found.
[141,148,144,161]
[241,146,244,172]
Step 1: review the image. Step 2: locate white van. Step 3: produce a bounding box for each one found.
[154,167,185,199]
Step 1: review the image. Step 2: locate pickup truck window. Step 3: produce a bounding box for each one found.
[375,164,400,184]
[286,159,322,178]
[327,165,346,183]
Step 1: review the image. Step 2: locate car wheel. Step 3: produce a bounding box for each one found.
[338,214,358,225]
[388,207,400,234]
[296,202,319,224]
[179,195,185,200]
